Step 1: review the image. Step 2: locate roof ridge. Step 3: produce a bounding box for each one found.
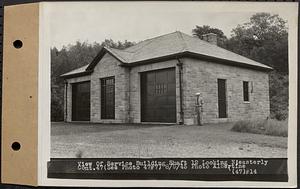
[135,31,179,45]
[108,46,134,53]
[176,31,188,52]
[128,31,180,61]
[62,31,272,78]
[104,47,129,62]
[182,32,264,65]
[129,39,153,54]
[129,40,154,61]
[122,31,179,52]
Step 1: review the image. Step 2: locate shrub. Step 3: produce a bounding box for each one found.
[51,99,64,122]
[264,119,288,137]
[231,119,288,137]
[269,71,289,121]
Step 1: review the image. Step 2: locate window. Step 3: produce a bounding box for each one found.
[243,81,249,102]
[155,83,167,95]
[101,77,115,119]
[217,79,227,118]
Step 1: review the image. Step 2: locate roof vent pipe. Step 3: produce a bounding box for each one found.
[202,33,217,45]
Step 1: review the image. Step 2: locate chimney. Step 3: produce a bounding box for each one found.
[202,33,217,45]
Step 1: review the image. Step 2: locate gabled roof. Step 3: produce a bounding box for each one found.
[60,64,90,78]
[61,31,272,78]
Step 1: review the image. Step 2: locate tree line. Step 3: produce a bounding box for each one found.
[51,13,288,121]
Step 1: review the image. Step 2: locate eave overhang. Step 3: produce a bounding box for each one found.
[61,49,273,80]
[60,70,93,79]
[120,51,273,72]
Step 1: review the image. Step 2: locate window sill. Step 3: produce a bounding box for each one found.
[243,101,250,104]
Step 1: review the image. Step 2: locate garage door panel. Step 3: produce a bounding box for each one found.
[147,85,155,96]
[167,70,176,83]
[141,68,176,123]
[156,71,168,81]
[167,83,176,94]
[147,72,155,83]
[156,96,168,105]
[72,81,91,121]
[167,96,176,104]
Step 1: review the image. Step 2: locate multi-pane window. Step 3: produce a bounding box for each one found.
[243,81,249,102]
[101,77,115,119]
[155,83,167,95]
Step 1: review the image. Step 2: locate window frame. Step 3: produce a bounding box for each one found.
[101,76,115,119]
[243,81,250,102]
[217,78,227,118]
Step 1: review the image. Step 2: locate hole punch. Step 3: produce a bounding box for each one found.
[13,40,23,49]
[11,142,21,151]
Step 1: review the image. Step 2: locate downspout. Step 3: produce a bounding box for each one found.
[64,81,68,122]
[177,58,184,125]
[128,67,132,123]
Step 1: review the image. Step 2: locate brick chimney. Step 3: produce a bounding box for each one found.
[202,33,217,45]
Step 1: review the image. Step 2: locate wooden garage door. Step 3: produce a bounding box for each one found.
[141,68,176,123]
[72,81,90,121]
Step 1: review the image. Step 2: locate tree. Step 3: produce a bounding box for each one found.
[192,25,227,47]
[225,13,288,73]
[224,13,289,120]
[269,71,289,120]
[101,39,135,49]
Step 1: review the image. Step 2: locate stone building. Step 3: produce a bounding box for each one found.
[61,31,272,125]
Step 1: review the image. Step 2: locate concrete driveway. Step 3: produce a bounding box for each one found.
[51,122,287,158]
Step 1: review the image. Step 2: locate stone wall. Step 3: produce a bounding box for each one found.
[182,58,270,124]
[65,54,270,125]
[90,53,130,123]
[65,53,129,123]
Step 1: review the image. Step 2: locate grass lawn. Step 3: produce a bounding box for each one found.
[231,119,288,137]
[51,122,287,158]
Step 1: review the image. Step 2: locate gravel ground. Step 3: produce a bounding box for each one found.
[51,122,287,158]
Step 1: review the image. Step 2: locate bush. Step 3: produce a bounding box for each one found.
[231,119,288,137]
[269,71,289,121]
[264,119,288,137]
[51,99,64,122]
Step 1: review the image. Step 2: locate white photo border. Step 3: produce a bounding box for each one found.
[38,1,298,187]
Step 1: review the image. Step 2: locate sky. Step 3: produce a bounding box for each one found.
[45,2,292,49]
